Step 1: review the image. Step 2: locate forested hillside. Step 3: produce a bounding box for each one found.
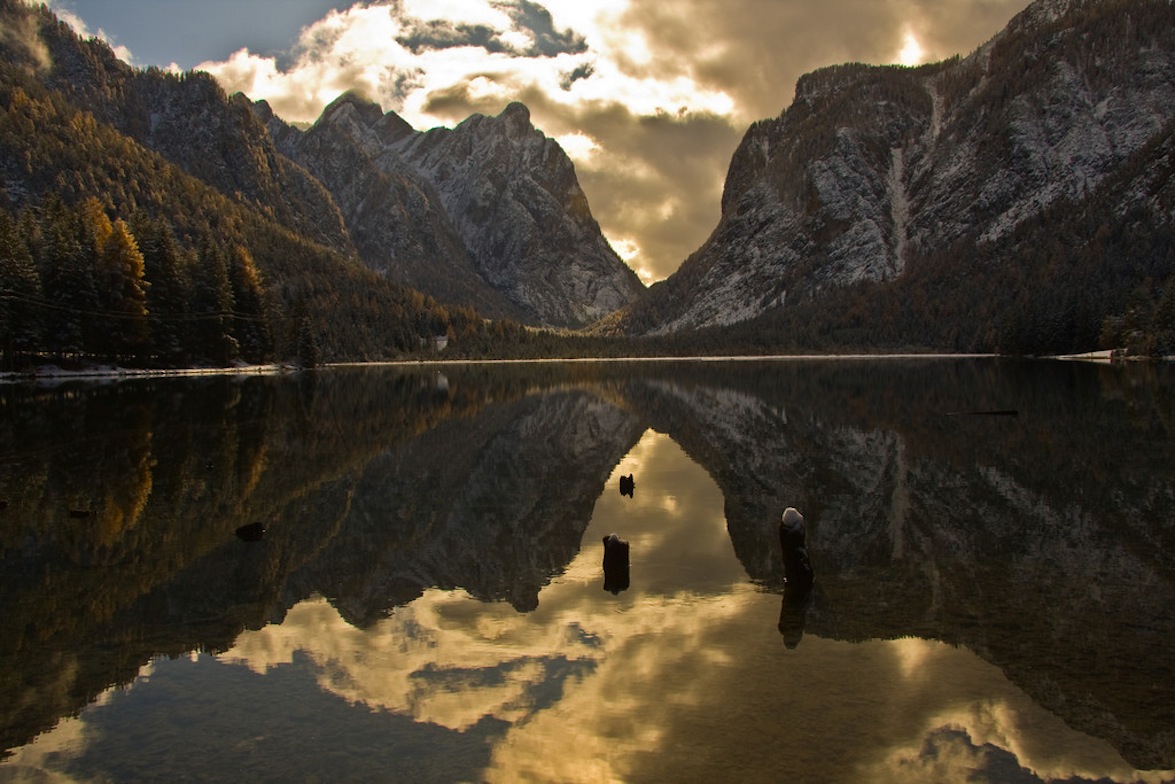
[0,1,536,368]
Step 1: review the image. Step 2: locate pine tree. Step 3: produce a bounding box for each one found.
[227,245,272,364]
[93,217,149,358]
[188,239,237,365]
[1150,275,1175,356]
[296,314,319,369]
[38,198,96,356]
[0,208,42,367]
[135,217,189,363]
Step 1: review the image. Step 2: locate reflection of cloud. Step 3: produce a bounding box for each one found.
[593,429,747,593]
[0,663,154,783]
[211,431,1161,783]
[859,640,1173,784]
[2,715,91,783]
[10,609,1165,783]
[868,690,1173,784]
[6,429,1166,782]
[218,591,602,732]
[892,635,935,679]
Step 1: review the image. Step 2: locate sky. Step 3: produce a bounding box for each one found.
[47,0,1034,284]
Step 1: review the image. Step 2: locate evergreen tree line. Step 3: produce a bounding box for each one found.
[0,196,289,369]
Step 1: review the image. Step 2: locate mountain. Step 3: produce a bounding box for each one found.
[257,93,524,322]
[617,0,1175,349]
[266,94,645,328]
[0,2,354,257]
[0,0,640,340]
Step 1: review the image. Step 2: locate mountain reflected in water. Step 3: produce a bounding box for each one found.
[1,360,1173,782]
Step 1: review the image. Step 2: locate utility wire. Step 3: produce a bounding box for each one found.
[0,290,275,323]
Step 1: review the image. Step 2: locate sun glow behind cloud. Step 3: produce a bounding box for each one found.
[898,29,926,66]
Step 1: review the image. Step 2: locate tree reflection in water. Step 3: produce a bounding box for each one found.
[1,360,1173,782]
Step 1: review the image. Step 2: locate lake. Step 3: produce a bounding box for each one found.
[0,358,1172,783]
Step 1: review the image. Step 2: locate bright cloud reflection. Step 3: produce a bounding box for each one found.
[213,431,1161,783]
[4,432,1168,783]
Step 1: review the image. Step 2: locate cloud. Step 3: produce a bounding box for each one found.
[3,1,52,71]
[189,0,1034,283]
[42,0,138,65]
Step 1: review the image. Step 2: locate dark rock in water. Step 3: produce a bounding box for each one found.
[778,507,813,594]
[236,522,267,542]
[618,473,635,497]
[602,533,630,594]
[778,507,815,649]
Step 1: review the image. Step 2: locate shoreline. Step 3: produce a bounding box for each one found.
[0,362,292,385]
[2,349,1161,384]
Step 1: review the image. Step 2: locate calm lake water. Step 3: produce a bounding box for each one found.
[0,358,1173,783]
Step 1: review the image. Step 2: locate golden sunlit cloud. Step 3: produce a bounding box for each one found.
[554,131,599,161]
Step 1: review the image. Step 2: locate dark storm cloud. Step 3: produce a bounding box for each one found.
[502,0,589,57]
[559,62,594,91]
[396,19,507,55]
[396,0,587,58]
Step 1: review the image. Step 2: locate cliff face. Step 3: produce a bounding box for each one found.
[622,0,1175,334]
[260,94,525,322]
[268,96,646,328]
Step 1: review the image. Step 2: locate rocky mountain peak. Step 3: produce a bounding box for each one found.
[388,101,644,326]
[617,0,1175,338]
[0,3,354,256]
[499,100,534,139]
[792,63,877,110]
[271,96,643,327]
[318,89,386,129]
[1012,0,1094,28]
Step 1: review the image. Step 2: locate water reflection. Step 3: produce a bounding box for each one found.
[1,360,1173,782]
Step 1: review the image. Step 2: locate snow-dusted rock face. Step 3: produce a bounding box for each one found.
[263,93,523,321]
[269,96,645,328]
[396,102,645,328]
[623,0,1175,335]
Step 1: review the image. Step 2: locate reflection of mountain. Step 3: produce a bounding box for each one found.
[0,371,505,756]
[0,368,644,756]
[614,360,1175,771]
[2,361,1173,769]
[285,388,644,620]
